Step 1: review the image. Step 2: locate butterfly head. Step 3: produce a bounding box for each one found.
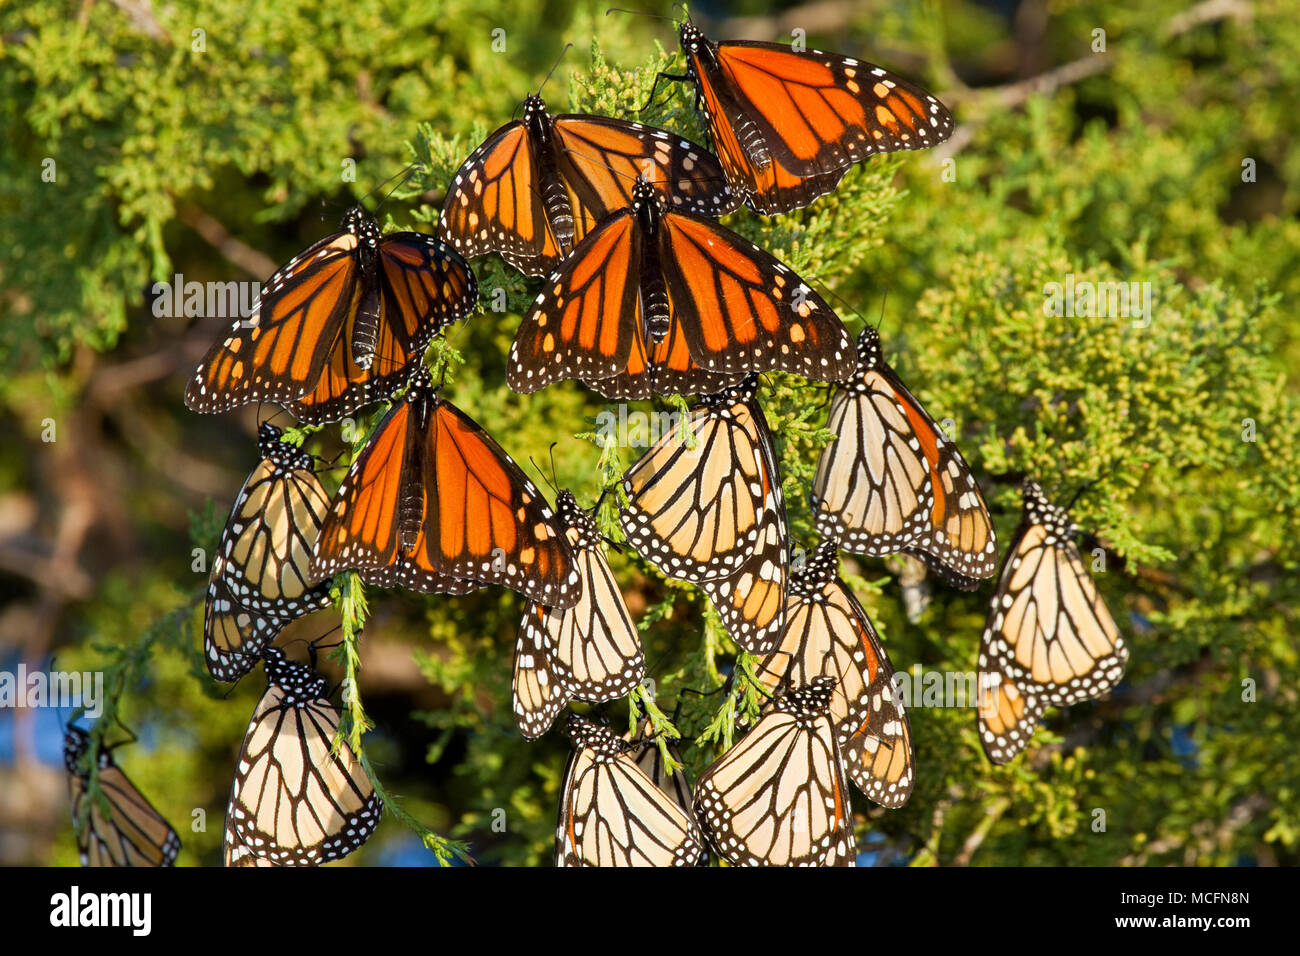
[262,647,328,704]
[855,325,883,370]
[775,677,836,718]
[678,20,706,57]
[342,205,382,248]
[556,490,601,550]
[404,364,436,401]
[258,421,314,472]
[63,725,89,773]
[791,541,839,595]
[631,173,661,211]
[566,714,623,756]
[700,373,758,410]
[522,93,549,128]
[1021,480,1078,540]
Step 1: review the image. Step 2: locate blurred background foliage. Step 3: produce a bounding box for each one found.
[1,0,1296,866]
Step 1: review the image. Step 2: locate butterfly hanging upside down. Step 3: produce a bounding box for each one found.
[204,422,334,683]
[977,480,1129,764]
[64,726,181,868]
[811,325,997,590]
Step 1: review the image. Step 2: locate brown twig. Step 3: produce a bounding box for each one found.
[174,201,278,279]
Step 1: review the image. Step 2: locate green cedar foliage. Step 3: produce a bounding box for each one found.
[3,0,1297,866]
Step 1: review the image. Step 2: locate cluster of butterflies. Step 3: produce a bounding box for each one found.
[64,14,1130,867]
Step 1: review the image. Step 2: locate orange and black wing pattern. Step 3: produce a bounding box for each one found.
[441,95,738,278]
[508,211,641,393]
[509,176,856,398]
[813,326,997,589]
[439,113,564,277]
[186,226,358,414]
[678,22,953,213]
[312,368,579,607]
[977,481,1128,763]
[288,231,477,424]
[65,727,181,867]
[553,113,738,244]
[187,207,475,424]
[583,303,747,401]
[657,196,856,382]
[755,542,913,807]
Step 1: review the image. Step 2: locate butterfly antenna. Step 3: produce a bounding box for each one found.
[538,42,574,98]
[805,274,875,328]
[605,7,679,23]
[546,441,563,495]
[877,288,890,330]
[528,454,561,497]
[371,163,422,214]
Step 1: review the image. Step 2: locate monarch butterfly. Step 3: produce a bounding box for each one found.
[224,648,382,865]
[620,377,788,653]
[185,205,477,424]
[513,491,644,738]
[812,325,997,590]
[64,726,181,867]
[977,481,1129,764]
[755,542,913,808]
[665,19,954,214]
[507,174,857,399]
[440,93,738,277]
[693,677,855,867]
[204,423,333,682]
[556,715,705,867]
[312,366,580,607]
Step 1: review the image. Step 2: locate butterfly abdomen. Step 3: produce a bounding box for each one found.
[352,284,381,370]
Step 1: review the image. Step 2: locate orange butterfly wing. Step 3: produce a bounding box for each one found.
[552,115,738,246]
[185,232,358,414]
[508,213,641,393]
[689,49,849,214]
[287,233,477,424]
[439,121,564,277]
[313,376,579,606]
[660,209,857,382]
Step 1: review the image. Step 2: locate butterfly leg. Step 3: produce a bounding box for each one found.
[641,72,691,114]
